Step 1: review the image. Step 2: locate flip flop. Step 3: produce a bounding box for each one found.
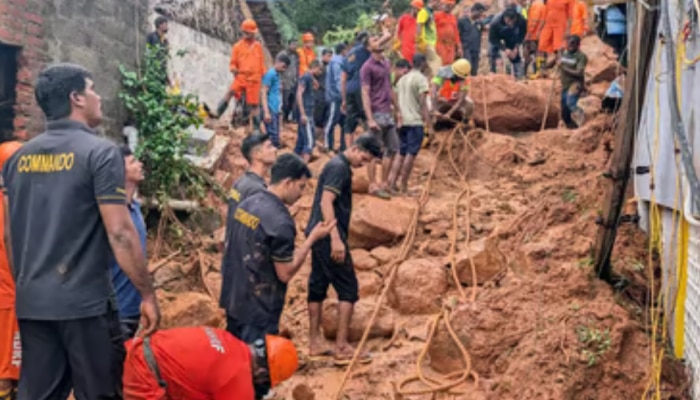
[308,349,335,361]
[333,351,372,366]
[370,189,391,200]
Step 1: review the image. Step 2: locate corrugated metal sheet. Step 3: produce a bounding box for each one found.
[634,0,700,397]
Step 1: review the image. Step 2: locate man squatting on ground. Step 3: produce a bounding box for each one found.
[220,133,278,309]
[123,326,299,399]
[222,153,336,343]
[0,141,22,400]
[361,35,401,200]
[111,146,148,340]
[306,134,383,364]
[1,63,160,400]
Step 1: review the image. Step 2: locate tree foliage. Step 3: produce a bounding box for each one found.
[119,46,207,203]
[280,0,409,39]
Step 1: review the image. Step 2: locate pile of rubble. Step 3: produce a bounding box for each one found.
[147,35,688,399]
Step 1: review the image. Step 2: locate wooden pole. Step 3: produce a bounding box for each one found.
[592,0,659,281]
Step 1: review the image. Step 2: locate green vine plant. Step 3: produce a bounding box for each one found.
[322,12,379,46]
[119,45,208,205]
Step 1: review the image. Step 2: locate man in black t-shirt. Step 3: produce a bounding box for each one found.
[1,63,158,400]
[220,133,277,309]
[222,154,335,343]
[305,134,382,364]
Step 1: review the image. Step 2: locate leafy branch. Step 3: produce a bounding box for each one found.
[119,45,207,204]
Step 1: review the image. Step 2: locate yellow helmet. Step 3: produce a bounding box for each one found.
[451,58,472,78]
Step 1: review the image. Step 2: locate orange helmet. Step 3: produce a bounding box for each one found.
[442,0,456,4]
[302,33,314,42]
[266,335,298,387]
[241,19,258,33]
[411,0,425,7]
[0,141,22,168]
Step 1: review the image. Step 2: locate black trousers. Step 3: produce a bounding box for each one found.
[17,309,125,400]
[282,87,297,121]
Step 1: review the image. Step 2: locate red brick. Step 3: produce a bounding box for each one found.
[24,12,42,25]
[24,36,43,47]
[16,68,32,84]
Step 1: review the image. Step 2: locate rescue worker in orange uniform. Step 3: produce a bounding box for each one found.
[0,141,22,400]
[570,0,589,38]
[524,0,547,76]
[395,0,423,64]
[430,58,474,124]
[434,0,463,65]
[209,19,265,127]
[123,327,298,400]
[537,0,575,61]
[297,33,317,77]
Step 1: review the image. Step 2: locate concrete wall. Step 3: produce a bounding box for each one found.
[0,0,148,140]
[153,14,233,110]
[41,0,149,139]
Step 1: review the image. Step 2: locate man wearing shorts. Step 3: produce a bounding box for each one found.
[361,35,401,199]
[389,54,431,195]
[0,141,21,400]
[209,19,265,128]
[306,134,382,365]
[296,60,323,162]
[223,154,334,343]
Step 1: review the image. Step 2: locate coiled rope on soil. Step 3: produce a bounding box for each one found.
[333,124,483,398]
[395,125,481,397]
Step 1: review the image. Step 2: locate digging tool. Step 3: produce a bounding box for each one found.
[540,68,559,132]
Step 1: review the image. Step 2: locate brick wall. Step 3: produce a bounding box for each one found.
[0,0,46,140]
[0,0,149,140]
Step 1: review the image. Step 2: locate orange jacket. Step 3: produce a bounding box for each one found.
[526,0,547,40]
[570,1,589,36]
[229,39,265,82]
[0,191,13,309]
[297,47,316,77]
[123,327,254,400]
[435,11,460,65]
[543,0,575,27]
[397,13,418,63]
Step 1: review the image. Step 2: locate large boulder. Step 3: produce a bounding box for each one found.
[452,237,507,286]
[470,75,560,133]
[322,298,395,341]
[352,167,370,194]
[348,196,416,249]
[158,291,224,329]
[581,35,619,84]
[352,249,379,271]
[388,258,448,314]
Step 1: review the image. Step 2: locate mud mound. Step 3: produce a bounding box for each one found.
[428,266,650,399]
[470,75,560,133]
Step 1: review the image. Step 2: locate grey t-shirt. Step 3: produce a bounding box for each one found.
[1,119,127,320]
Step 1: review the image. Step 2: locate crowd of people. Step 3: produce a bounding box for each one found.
[0,2,630,399]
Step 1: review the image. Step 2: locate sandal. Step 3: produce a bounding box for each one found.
[308,349,335,362]
[333,351,372,366]
[370,188,391,200]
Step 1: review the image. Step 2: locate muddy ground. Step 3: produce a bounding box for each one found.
[149,106,690,399]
